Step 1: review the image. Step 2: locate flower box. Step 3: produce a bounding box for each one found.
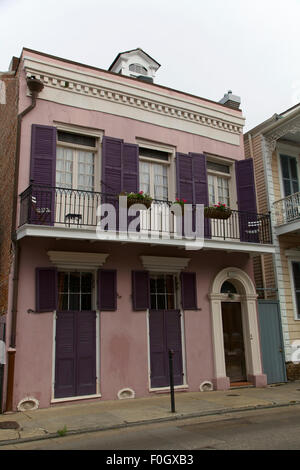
[120,192,153,210]
[204,206,232,219]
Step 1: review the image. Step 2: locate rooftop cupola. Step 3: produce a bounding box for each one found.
[108,48,160,83]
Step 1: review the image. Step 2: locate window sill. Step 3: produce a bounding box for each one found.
[149,385,189,394]
[51,393,102,404]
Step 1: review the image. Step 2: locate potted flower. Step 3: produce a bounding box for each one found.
[173,198,187,214]
[119,191,153,209]
[204,202,232,219]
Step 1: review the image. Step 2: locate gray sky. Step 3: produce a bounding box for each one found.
[1,0,300,131]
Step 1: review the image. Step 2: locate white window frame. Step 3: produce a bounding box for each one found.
[276,142,300,200]
[206,154,237,210]
[54,123,103,193]
[136,139,176,202]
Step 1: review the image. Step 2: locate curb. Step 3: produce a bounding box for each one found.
[0,400,300,447]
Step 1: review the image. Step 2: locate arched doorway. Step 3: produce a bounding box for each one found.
[209,268,267,390]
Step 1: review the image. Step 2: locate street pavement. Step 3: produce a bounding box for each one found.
[0,381,300,447]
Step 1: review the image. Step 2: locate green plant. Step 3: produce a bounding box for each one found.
[119,191,153,208]
[206,202,229,211]
[57,425,68,437]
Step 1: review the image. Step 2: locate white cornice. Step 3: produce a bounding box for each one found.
[22,56,244,145]
[140,255,190,273]
[47,251,109,269]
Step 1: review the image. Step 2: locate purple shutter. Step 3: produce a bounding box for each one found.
[76,311,96,396]
[180,272,197,310]
[123,143,140,231]
[165,310,183,386]
[30,124,56,225]
[189,153,211,238]
[101,136,123,195]
[123,143,139,192]
[176,152,211,238]
[97,269,117,311]
[36,267,57,312]
[176,153,194,203]
[149,310,183,388]
[55,312,76,398]
[132,271,150,310]
[149,310,168,388]
[235,159,259,242]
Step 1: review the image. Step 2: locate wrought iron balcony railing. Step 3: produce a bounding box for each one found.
[273,191,300,226]
[19,185,273,244]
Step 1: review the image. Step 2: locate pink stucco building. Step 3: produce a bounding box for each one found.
[1,48,275,411]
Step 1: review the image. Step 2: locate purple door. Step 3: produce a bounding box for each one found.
[55,310,96,398]
[149,309,183,388]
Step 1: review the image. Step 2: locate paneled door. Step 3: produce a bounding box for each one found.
[221,302,247,382]
[54,272,96,398]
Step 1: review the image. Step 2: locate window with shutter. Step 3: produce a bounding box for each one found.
[36,267,57,312]
[97,270,117,311]
[180,272,197,310]
[132,271,150,310]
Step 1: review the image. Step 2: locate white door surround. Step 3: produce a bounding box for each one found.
[209,267,267,390]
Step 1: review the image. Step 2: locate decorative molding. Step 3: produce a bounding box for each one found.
[47,251,109,269]
[140,255,190,273]
[23,56,244,144]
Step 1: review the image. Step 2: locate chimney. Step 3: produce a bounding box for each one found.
[219,90,241,110]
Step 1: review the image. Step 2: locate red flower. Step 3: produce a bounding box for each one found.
[183,199,187,203]
[139,191,144,195]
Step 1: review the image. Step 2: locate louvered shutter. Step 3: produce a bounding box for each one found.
[76,311,96,396]
[123,143,139,192]
[97,269,117,311]
[176,152,211,238]
[235,159,259,242]
[190,152,211,238]
[180,272,197,310]
[149,310,168,388]
[55,311,76,398]
[30,124,56,225]
[36,267,57,312]
[165,310,183,385]
[132,271,150,310]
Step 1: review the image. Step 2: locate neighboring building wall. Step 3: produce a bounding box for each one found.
[244,133,276,298]
[0,73,18,316]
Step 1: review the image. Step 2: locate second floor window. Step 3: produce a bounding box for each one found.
[280,154,299,197]
[139,147,170,201]
[56,131,97,192]
[207,160,231,207]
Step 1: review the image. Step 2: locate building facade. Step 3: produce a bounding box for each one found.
[1,48,274,411]
[245,104,300,380]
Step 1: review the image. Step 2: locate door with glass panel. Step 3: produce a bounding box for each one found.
[55,271,96,399]
[55,131,97,227]
[207,161,235,239]
[148,274,183,388]
[139,159,170,236]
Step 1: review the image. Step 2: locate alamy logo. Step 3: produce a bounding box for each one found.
[291,340,300,364]
[95,196,205,250]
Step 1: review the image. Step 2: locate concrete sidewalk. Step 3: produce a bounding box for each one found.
[1,381,300,446]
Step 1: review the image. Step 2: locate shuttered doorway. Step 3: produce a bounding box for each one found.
[149,274,183,388]
[54,272,96,399]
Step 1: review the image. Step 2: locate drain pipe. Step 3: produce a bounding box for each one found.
[5,76,44,412]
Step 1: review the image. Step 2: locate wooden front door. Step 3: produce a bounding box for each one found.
[221,302,247,382]
[54,271,97,398]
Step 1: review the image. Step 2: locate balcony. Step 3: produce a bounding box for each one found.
[17,185,274,253]
[273,192,300,236]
